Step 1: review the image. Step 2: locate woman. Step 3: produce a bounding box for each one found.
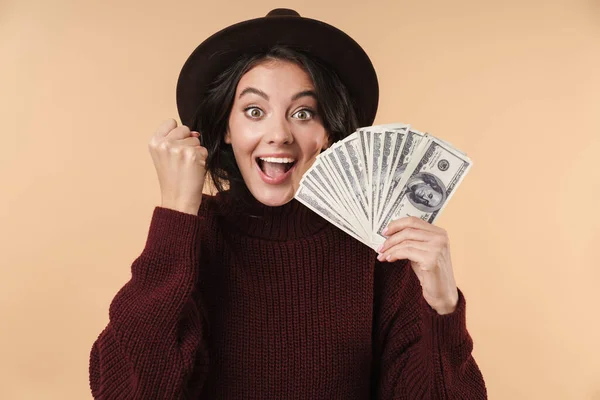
[89,9,487,399]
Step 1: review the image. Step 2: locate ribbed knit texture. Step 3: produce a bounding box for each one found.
[89,192,487,399]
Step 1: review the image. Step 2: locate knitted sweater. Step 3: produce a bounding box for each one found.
[89,192,486,399]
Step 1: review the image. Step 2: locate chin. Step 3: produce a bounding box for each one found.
[250,186,295,207]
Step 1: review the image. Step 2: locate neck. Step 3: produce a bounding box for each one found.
[215,191,328,240]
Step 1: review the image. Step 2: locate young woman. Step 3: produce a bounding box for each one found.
[89,9,487,399]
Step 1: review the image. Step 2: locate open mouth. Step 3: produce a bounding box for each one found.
[256,156,297,180]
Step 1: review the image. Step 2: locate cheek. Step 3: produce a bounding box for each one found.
[301,131,329,158]
[227,116,259,156]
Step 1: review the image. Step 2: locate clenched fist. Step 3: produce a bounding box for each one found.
[148,119,208,215]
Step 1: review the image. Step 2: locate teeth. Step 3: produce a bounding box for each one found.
[259,157,296,164]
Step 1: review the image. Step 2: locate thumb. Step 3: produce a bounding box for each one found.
[156,118,177,137]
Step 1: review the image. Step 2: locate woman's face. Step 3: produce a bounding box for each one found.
[226,60,329,206]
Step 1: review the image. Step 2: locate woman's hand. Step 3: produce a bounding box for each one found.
[148,119,208,215]
[377,216,459,315]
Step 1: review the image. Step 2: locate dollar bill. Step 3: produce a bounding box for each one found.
[381,127,408,190]
[332,142,369,222]
[373,136,473,245]
[321,153,371,236]
[369,129,383,231]
[301,176,364,239]
[310,160,366,236]
[340,133,369,208]
[358,129,370,191]
[376,129,426,227]
[295,185,368,245]
[295,122,471,252]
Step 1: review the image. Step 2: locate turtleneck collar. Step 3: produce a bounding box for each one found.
[214,191,329,241]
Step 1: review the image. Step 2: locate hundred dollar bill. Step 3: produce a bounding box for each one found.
[302,174,359,233]
[381,126,409,192]
[309,159,366,235]
[358,129,372,209]
[357,129,370,193]
[295,185,369,247]
[373,136,473,245]
[369,124,412,225]
[376,129,426,227]
[376,129,400,220]
[340,133,369,208]
[301,176,365,240]
[322,151,371,235]
[332,142,369,223]
[369,129,383,231]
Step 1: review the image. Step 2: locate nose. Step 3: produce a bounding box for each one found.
[263,115,294,145]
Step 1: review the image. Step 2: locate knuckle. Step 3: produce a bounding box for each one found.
[157,140,169,150]
[438,230,449,244]
[183,147,196,158]
[409,216,421,226]
[149,136,160,148]
[171,145,183,155]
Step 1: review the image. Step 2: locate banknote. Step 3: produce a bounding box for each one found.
[294,123,471,251]
[302,174,358,233]
[331,142,369,223]
[376,129,426,228]
[340,134,369,207]
[309,160,366,236]
[295,185,367,245]
[369,129,383,231]
[373,136,472,245]
[322,152,371,235]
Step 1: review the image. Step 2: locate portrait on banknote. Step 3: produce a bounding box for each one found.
[406,172,447,212]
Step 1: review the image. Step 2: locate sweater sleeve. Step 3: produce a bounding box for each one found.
[373,260,487,399]
[89,207,210,399]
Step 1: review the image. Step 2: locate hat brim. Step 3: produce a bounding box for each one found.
[176,13,379,128]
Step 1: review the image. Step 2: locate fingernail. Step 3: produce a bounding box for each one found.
[386,255,391,261]
[377,253,383,261]
[377,245,383,252]
[382,228,388,235]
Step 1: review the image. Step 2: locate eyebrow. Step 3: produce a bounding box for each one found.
[238,87,317,102]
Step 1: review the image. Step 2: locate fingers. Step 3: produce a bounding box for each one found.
[380,227,431,252]
[381,245,429,265]
[179,136,202,148]
[154,119,199,141]
[378,239,429,260]
[384,216,442,237]
[167,125,195,141]
[155,119,177,137]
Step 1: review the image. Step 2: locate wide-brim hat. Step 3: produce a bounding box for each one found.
[176,8,379,129]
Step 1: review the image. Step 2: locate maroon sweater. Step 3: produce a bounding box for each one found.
[89,192,486,399]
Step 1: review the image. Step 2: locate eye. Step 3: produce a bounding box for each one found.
[244,107,264,119]
[292,109,314,120]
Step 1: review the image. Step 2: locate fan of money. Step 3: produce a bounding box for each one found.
[294,123,472,251]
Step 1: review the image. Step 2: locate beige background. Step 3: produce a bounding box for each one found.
[1,0,599,398]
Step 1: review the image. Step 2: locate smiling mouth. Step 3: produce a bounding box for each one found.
[256,157,297,179]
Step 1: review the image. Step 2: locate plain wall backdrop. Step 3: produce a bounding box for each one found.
[1,0,599,398]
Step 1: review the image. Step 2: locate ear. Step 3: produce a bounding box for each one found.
[224,129,232,144]
[321,135,332,151]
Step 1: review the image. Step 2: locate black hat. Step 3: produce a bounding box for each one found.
[176,8,379,128]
